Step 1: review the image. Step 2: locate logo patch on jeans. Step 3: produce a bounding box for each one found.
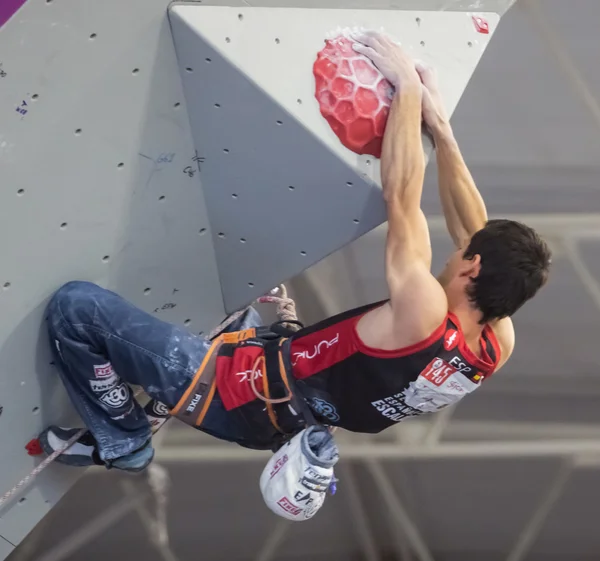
[151,401,169,417]
[90,373,119,393]
[99,383,130,408]
[94,362,115,379]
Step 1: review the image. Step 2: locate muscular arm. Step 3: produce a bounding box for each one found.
[352,33,447,349]
[377,65,447,344]
[433,125,488,248]
[381,82,428,266]
[416,64,488,249]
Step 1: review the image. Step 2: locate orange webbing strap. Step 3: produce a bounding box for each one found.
[170,329,256,427]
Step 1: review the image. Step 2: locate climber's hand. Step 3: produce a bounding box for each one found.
[415,61,449,134]
[351,30,420,90]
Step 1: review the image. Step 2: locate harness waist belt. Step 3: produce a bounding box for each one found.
[170,326,316,444]
[169,329,256,427]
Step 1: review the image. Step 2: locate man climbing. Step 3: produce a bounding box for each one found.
[40,31,551,473]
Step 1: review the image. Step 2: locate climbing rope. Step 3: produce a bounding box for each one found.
[0,284,300,513]
[0,428,87,510]
[208,284,300,340]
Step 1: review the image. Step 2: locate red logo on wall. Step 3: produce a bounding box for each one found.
[472,15,490,34]
[443,329,459,351]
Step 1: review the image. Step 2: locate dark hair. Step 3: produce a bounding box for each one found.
[463,219,551,323]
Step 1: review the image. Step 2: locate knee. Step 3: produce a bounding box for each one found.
[47,281,102,327]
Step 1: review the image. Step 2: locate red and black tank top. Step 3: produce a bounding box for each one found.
[215,300,501,434]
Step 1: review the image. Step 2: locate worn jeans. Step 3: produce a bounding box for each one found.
[46,281,263,462]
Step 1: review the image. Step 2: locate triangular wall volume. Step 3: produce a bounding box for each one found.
[168,5,500,312]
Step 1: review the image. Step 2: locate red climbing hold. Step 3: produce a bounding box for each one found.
[313,35,394,158]
[25,438,43,456]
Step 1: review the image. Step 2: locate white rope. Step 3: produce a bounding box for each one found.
[146,463,171,547]
[0,284,299,513]
[0,428,86,511]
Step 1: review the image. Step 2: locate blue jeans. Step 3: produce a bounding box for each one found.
[46,281,263,462]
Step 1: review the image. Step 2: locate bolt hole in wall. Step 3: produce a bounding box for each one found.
[174,102,181,108]
[144,288,151,295]
[31,94,39,100]
[248,282,254,288]
[132,68,140,75]
[198,228,206,235]
[275,38,280,44]
[3,282,10,290]
[225,37,231,43]
[218,232,225,238]
[158,195,165,201]
[19,497,26,504]
[184,319,192,326]
[117,162,124,169]
[17,188,25,195]
[89,33,97,40]
[32,407,39,415]
[74,128,82,136]
[102,255,110,263]
[60,222,68,230]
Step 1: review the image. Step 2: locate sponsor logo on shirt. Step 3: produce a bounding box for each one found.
[307,397,340,423]
[371,392,422,423]
[292,334,339,366]
[443,329,458,351]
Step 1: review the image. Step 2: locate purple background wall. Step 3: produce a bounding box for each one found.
[0,0,27,29]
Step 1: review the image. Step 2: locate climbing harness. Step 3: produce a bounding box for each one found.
[170,284,312,449]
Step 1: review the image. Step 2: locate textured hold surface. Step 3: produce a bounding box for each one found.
[314,35,394,158]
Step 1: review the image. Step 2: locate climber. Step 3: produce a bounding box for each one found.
[39,31,551,474]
